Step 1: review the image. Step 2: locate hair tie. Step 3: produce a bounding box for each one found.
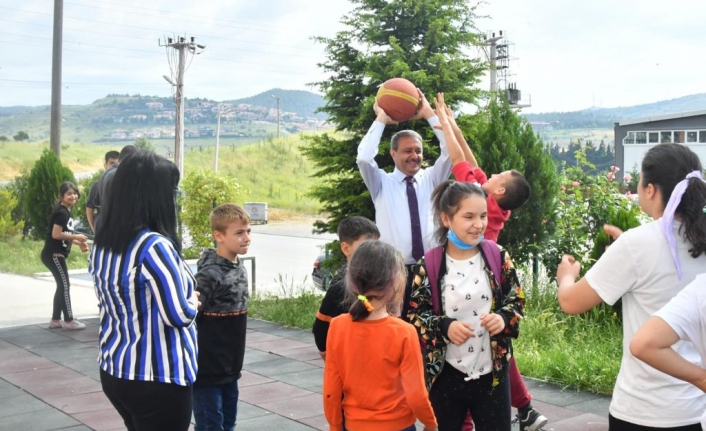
[662,170,705,279]
[357,294,375,312]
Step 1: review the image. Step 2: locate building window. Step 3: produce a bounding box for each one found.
[635,132,647,144]
[649,132,659,143]
[674,131,685,143]
[700,131,706,143]
[625,132,635,144]
[661,131,673,143]
[687,131,698,143]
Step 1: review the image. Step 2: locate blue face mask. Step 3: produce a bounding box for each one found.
[447,228,483,250]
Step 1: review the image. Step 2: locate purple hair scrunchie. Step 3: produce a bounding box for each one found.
[662,170,705,279]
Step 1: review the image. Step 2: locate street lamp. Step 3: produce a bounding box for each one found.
[271,94,280,139]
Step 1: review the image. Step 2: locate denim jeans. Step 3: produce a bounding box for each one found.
[193,381,239,431]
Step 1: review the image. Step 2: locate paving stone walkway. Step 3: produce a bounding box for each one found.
[0,318,611,431]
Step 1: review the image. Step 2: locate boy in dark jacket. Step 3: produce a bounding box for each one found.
[193,203,251,431]
[312,216,380,360]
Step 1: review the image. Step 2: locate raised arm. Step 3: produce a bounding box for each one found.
[434,93,465,167]
[356,103,397,199]
[446,106,479,168]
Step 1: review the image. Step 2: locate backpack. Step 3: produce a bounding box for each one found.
[424,240,502,315]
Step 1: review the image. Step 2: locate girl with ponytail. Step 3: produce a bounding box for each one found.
[557,143,706,430]
[323,240,438,431]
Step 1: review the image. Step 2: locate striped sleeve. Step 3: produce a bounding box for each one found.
[142,238,198,327]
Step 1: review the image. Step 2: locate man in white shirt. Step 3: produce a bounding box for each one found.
[356,92,451,318]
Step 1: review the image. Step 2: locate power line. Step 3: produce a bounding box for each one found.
[0,6,321,51]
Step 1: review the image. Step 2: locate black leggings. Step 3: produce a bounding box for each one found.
[100,370,192,431]
[41,251,73,321]
[430,363,511,431]
[609,414,701,431]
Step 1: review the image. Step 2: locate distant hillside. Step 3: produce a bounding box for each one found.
[226,89,326,120]
[524,93,706,129]
[0,89,327,142]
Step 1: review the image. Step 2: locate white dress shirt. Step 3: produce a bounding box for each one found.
[356,117,452,264]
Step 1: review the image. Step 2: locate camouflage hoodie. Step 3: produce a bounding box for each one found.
[194,248,249,385]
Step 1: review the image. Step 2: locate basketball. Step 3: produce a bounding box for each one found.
[376,78,420,122]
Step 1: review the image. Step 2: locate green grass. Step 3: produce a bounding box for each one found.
[0,236,90,276]
[248,275,322,330]
[514,275,621,394]
[184,134,321,214]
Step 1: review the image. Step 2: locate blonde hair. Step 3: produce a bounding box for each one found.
[210,203,250,233]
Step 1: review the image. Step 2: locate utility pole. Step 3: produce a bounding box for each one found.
[160,36,205,178]
[485,31,503,93]
[214,105,232,173]
[271,95,280,139]
[50,0,64,157]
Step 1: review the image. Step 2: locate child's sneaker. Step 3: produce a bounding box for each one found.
[61,319,86,330]
[518,408,548,431]
[48,320,62,329]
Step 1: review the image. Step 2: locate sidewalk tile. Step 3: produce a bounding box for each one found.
[297,414,329,431]
[243,348,284,365]
[0,353,59,374]
[271,368,323,389]
[258,392,323,420]
[278,346,324,362]
[550,412,608,431]
[236,413,316,430]
[0,393,51,418]
[530,400,584,423]
[246,331,285,343]
[46,390,114,414]
[564,396,612,418]
[239,370,275,388]
[239,381,314,404]
[529,382,604,407]
[72,407,126,431]
[0,379,26,400]
[305,358,324,368]
[0,407,80,430]
[247,338,311,353]
[245,357,319,377]
[238,401,275,420]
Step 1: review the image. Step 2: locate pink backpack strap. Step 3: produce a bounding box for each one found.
[480,240,502,287]
[423,246,444,315]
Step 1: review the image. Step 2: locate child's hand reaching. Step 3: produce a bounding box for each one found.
[480,313,505,335]
[448,320,474,345]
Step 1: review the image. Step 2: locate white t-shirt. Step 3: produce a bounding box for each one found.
[443,252,493,379]
[654,274,706,431]
[585,218,706,427]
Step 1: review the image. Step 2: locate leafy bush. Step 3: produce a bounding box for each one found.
[0,190,24,239]
[25,149,76,240]
[7,170,31,238]
[541,151,641,271]
[182,169,241,252]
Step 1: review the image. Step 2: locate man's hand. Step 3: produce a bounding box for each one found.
[448,320,474,345]
[373,101,398,125]
[411,89,434,121]
[480,313,505,335]
[603,224,623,240]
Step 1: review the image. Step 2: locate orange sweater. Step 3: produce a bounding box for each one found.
[323,314,437,431]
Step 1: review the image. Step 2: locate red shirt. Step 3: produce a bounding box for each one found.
[452,161,510,242]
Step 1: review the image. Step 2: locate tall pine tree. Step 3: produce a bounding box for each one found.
[302,0,486,235]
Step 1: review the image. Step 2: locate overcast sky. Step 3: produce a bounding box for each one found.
[1,0,704,112]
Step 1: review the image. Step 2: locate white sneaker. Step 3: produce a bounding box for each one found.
[48,320,62,329]
[61,319,87,330]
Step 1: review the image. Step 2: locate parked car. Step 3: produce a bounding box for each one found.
[312,253,333,291]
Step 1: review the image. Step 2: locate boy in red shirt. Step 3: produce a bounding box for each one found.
[435,94,545,431]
